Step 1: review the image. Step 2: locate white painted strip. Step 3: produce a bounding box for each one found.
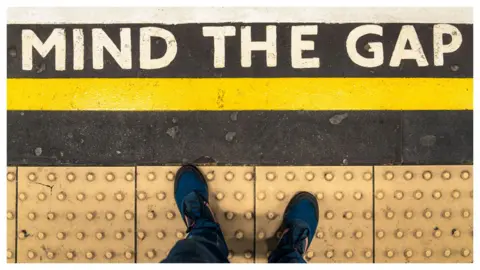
[7,7,472,24]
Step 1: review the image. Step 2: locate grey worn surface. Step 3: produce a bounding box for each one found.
[402,111,473,164]
[8,110,472,166]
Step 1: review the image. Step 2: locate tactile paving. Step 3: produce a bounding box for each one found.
[374,165,473,263]
[16,167,135,263]
[255,166,374,263]
[7,167,17,263]
[136,166,255,263]
[6,165,475,263]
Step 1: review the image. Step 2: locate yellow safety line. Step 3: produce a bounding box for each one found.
[7,78,472,111]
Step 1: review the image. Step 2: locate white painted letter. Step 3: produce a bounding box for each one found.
[22,28,66,71]
[346,25,383,68]
[92,28,132,69]
[241,25,277,67]
[73,29,84,70]
[389,25,428,67]
[140,27,177,69]
[433,24,463,66]
[203,26,236,68]
[291,25,319,68]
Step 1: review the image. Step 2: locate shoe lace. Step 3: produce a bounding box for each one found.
[278,222,310,255]
[182,192,215,233]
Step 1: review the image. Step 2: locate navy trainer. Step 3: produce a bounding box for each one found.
[174,165,215,232]
[277,191,319,255]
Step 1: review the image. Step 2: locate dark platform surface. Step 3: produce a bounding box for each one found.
[7,110,472,166]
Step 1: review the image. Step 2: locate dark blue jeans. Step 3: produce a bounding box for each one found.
[161,219,306,263]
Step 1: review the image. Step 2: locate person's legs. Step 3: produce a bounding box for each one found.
[161,165,229,263]
[268,192,319,263]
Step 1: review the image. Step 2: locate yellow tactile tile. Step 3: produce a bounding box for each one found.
[255,166,374,263]
[8,164,475,264]
[136,166,254,263]
[374,165,473,263]
[16,167,135,263]
[7,167,17,263]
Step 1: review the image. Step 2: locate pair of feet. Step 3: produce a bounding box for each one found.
[174,165,319,258]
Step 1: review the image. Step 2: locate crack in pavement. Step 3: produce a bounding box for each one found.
[33,182,54,194]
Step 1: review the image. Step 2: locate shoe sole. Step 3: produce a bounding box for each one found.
[283,191,319,222]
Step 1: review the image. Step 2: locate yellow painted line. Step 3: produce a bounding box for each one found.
[7,78,472,111]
